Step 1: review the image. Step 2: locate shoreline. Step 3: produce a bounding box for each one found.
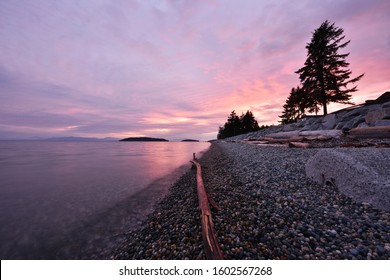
[112,142,390,260]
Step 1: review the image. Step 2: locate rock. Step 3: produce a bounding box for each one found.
[382,101,390,108]
[349,249,359,256]
[365,107,390,124]
[341,107,368,122]
[305,149,390,211]
[357,122,369,128]
[322,114,337,129]
[376,245,385,255]
[302,122,322,131]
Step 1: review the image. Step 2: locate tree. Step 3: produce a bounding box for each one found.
[217,110,260,139]
[296,20,364,115]
[279,86,304,124]
[217,111,241,139]
[279,86,319,124]
[240,110,260,133]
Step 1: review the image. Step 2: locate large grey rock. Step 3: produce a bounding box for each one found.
[341,106,368,122]
[322,114,337,129]
[305,149,390,211]
[382,101,390,108]
[365,107,390,124]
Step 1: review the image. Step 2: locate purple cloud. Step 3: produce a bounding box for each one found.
[0,0,389,140]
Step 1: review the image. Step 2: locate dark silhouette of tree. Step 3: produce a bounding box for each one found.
[217,110,260,139]
[296,20,364,115]
[218,111,241,139]
[280,86,304,124]
[240,110,260,133]
[279,86,320,124]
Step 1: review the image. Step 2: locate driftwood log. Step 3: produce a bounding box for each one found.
[191,156,223,260]
[349,126,390,138]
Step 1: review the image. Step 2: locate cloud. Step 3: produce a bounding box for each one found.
[0,0,389,140]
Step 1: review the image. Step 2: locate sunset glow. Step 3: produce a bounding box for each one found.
[1,0,389,140]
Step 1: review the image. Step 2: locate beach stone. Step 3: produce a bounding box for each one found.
[305,148,390,211]
[376,245,385,255]
[350,249,359,256]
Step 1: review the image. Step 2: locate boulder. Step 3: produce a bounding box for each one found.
[305,149,390,211]
[322,114,337,129]
[340,106,368,122]
[365,107,390,124]
[382,101,390,109]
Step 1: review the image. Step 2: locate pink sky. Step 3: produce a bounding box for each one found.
[0,0,389,140]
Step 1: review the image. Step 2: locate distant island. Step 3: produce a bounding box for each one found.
[119,137,169,142]
[181,139,199,142]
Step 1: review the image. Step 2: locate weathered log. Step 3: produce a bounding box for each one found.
[349,126,390,138]
[299,129,343,138]
[265,131,301,139]
[288,142,310,148]
[207,194,221,211]
[256,143,288,147]
[263,136,305,143]
[191,159,223,260]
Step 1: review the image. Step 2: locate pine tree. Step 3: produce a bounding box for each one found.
[240,110,260,133]
[217,110,260,139]
[296,20,364,115]
[217,111,241,139]
[279,86,309,124]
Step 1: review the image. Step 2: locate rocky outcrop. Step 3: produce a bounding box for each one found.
[291,92,390,132]
[225,91,390,142]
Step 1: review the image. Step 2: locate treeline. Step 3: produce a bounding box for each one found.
[218,110,265,139]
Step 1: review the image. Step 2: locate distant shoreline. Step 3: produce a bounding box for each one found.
[119,137,169,142]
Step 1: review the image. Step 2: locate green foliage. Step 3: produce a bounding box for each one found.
[218,110,260,139]
[295,20,364,115]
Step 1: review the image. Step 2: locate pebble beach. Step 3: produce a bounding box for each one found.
[112,142,390,260]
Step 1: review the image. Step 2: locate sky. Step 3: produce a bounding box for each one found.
[0,0,389,141]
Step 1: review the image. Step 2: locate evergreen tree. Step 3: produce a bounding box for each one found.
[217,111,241,139]
[217,110,260,139]
[296,20,364,115]
[240,110,260,134]
[279,86,305,124]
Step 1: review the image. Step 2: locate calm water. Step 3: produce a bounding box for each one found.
[0,141,210,259]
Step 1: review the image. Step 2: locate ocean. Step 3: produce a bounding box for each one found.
[0,141,210,259]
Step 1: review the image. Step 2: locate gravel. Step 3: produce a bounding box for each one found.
[112,142,390,260]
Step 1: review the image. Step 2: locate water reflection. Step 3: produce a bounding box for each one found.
[0,141,209,259]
